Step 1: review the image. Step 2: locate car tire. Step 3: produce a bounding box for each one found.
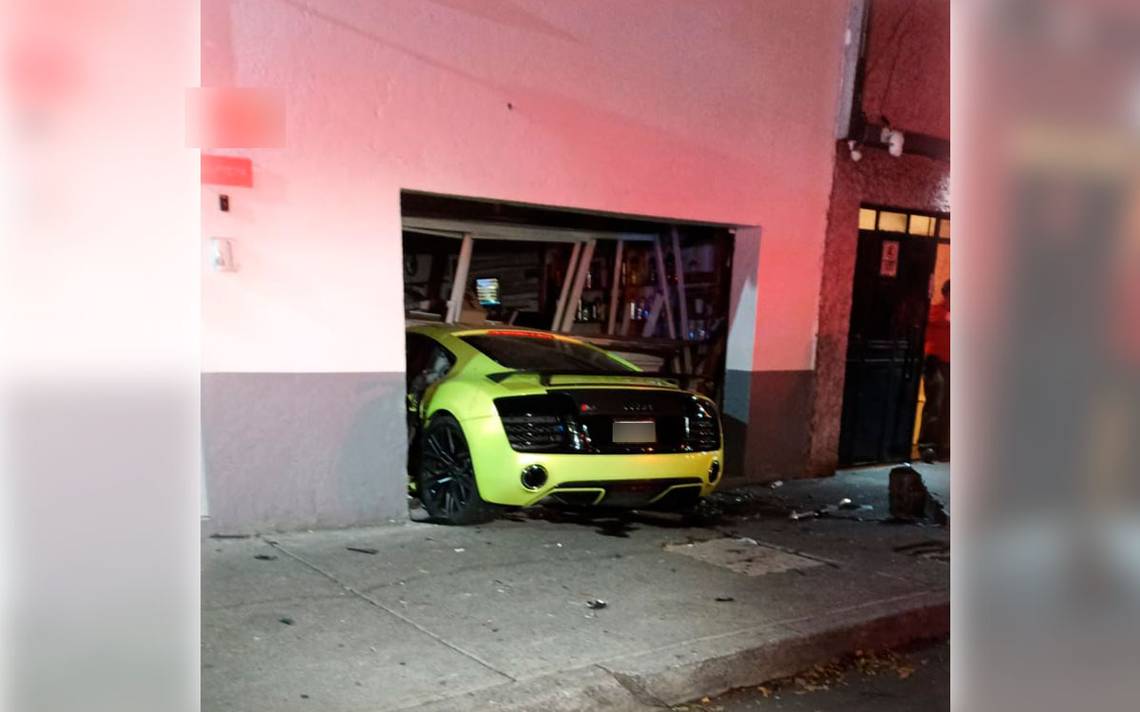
[417,413,497,525]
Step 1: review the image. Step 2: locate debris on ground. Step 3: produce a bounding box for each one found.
[699,644,930,707]
[769,480,783,489]
[786,661,848,693]
[714,596,735,602]
[253,553,278,561]
[893,539,950,562]
[852,648,916,679]
[790,498,873,521]
[209,533,251,539]
[695,487,792,521]
[585,599,607,610]
[346,546,378,555]
[453,547,466,553]
[278,617,295,625]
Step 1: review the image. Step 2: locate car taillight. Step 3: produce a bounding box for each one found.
[684,398,721,452]
[494,395,579,452]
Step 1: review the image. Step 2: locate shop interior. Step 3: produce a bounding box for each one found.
[401,192,736,402]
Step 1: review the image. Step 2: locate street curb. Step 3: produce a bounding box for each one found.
[394,590,949,711]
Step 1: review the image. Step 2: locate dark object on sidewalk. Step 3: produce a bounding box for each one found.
[278,616,295,625]
[894,539,950,562]
[300,693,309,699]
[714,596,735,602]
[586,599,608,610]
[253,553,277,561]
[209,533,251,539]
[346,546,379,555]
[889,465,949,525]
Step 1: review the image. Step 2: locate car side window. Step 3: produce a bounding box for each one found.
[406,333,456,394]
[405,333,432,387]
[422,346,453,384]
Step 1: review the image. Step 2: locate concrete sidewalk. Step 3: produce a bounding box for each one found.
[202,464,949,711]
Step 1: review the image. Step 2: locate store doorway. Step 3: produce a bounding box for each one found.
[838,207,950,466]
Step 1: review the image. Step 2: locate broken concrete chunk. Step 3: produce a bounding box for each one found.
[889,465,949,525]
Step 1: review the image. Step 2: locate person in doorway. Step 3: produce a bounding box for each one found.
[920,280,950,461]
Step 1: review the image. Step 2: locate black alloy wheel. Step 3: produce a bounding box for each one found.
[417,414,497,525]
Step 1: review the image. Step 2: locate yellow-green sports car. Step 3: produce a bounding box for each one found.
[406,323,724,524]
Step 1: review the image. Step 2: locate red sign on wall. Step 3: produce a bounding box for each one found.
[880,240,899,277]
[201,154,253,187]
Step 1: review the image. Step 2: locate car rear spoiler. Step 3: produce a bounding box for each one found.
[486,370,713,391]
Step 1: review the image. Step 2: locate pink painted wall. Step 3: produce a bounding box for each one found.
[201,0,849,374]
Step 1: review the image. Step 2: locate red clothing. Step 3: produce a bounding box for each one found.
[925,303,950,362]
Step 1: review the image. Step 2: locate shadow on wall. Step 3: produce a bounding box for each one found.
[722,225,760,481]
[422,0,583,44]
[269,0,771,210]
[326,377,410,528]
[201,373,408,534]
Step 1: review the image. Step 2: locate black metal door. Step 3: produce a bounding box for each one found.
[838,228,937,465]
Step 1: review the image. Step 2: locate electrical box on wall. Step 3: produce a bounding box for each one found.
[210,238,237,272]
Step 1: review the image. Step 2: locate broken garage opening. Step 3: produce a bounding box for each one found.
[400,191,744,407]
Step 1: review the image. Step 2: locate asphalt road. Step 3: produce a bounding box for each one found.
[676,639,949,712]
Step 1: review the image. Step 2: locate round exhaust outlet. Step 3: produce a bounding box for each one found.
[708,460,721,484]
[521,464,548,491]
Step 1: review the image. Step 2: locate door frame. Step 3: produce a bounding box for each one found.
[838,205,950,466]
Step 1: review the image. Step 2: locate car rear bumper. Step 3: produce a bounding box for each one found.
[460,414,724,506]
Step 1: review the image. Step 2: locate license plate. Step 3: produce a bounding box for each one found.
[612,419,656,444]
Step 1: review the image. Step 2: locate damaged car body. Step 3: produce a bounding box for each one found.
[406,324,724,524]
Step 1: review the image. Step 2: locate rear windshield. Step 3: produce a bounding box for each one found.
[460,333,634,372]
